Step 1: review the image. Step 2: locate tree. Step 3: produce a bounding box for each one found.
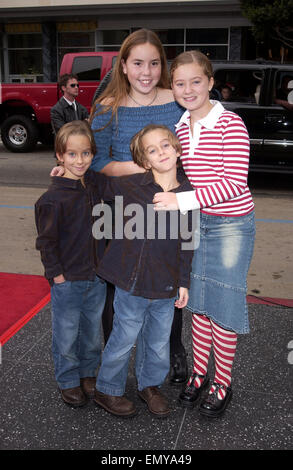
[240,0,293,59]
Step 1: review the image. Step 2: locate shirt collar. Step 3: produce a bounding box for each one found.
[63,96,76,107]
[175,100,224,130]
[140,167,188,191]
[50,175,83,189]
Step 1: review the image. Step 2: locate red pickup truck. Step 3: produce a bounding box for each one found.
[0,51,118,152]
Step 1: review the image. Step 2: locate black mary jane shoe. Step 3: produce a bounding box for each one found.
[178,372,209,408]
[199,382,232,418]
[170,352,188,385]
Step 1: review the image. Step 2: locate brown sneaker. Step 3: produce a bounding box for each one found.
[138,386,171,417]
[60,386,87,407]
[80,377,96,398]
[94,390,137,417]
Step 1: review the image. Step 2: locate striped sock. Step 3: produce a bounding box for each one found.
[210,320,237,399]
[188,314,213,388]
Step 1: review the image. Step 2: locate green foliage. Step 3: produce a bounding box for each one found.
[240,0,293,43]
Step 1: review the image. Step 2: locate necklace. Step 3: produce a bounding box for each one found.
[128,87,158,107]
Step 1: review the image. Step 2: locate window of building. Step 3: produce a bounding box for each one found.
[57,22,96,69]
[186,45,228,60]
[9,49,43,82]
[186,28,228,44]
[8,33,42,49]
[4,24,43,82]
[186,28,229,60]
[95,30,129,50]
[94,28,229,61]
[153,29,184,59]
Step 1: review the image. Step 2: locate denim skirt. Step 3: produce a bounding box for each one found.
[186,211,255,334]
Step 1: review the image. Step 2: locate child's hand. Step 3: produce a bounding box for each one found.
[175,287,189,309]
[153,192,179,211]
[50,166,64,177]
[53,274,66,284]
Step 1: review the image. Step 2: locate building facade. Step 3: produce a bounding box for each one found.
[0,0,254,83]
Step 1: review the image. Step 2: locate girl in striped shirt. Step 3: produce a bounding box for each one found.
[153,50,256,417]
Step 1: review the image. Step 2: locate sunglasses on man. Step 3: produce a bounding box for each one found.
[70,83,79,88]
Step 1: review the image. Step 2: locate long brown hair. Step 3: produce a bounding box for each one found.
[90,29,170,126]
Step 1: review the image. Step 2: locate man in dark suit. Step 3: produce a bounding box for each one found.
[51,74,89,135]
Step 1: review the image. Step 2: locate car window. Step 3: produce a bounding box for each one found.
[274,71,293,104]
[213,68,264,104]
[72,56,102,81]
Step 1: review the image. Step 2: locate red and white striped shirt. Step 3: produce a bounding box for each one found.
[175,101,254,217]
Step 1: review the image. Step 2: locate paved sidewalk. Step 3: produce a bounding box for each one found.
[0,300,292,452]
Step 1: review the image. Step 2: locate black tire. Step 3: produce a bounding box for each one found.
[1,115,39,152]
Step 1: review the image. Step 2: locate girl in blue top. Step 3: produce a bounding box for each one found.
[90,29,187,384]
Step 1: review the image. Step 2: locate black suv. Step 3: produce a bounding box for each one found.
[212,61,293,174]
[93,61,293,174]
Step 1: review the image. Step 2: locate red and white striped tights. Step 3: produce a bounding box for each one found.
[188,314,237,399]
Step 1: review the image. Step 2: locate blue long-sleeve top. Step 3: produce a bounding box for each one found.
[90,101,184,172]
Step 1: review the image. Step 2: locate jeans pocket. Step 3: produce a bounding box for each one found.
[53,280,71,290]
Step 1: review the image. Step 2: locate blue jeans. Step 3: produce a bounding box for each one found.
[96,287,175,396]
[51,276,106,389]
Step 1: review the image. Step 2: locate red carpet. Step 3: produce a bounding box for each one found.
[0,273,50,346]
[247,295,293,308]
[0,272,291,346]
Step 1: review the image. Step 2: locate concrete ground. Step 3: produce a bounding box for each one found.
[0,299,292,452]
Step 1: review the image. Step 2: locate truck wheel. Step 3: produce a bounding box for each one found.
[1,115,39,152]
